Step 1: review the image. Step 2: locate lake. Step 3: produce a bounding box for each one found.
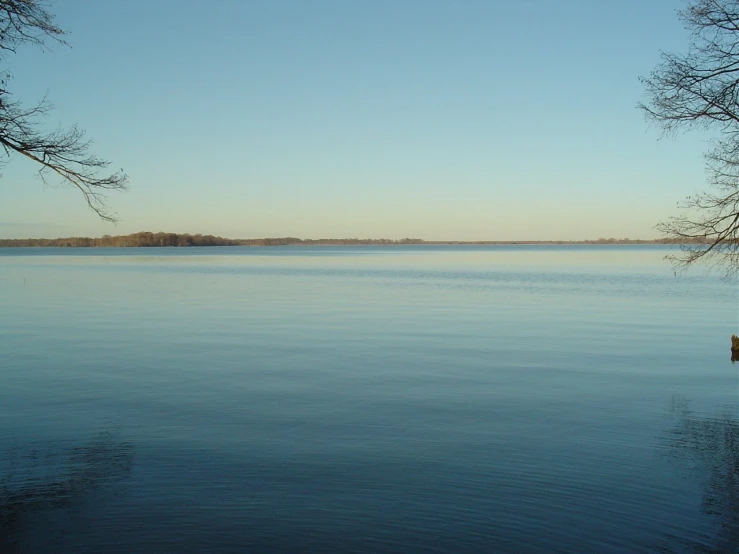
[0,245,737,552]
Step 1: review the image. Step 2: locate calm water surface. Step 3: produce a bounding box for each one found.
[0,245,737,552]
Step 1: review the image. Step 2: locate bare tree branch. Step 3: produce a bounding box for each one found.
[640,0,739,276]
[0,0,126,221]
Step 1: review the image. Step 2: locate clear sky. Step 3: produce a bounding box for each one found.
[0,0,715,240]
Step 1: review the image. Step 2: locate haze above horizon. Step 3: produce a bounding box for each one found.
[0,0,708,241]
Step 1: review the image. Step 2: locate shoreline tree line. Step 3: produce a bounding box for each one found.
[0,232,709,248]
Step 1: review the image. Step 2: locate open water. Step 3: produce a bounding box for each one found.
[0,245,737,552]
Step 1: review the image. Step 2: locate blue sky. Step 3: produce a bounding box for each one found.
[0,0,714,240]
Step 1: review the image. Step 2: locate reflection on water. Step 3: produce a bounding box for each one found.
[666,397,739,552]
[0,247,735,551]
[0,430,133,551]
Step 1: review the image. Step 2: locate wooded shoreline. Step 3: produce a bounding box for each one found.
[0,232,709,248]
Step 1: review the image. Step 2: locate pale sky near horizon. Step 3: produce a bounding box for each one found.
[0,0,716,240]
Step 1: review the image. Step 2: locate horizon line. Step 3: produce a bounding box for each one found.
[0,231,697,246]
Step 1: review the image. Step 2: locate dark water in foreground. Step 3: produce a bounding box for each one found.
[0,245,737,553]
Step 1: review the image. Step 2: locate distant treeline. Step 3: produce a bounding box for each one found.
[0,232,426,247]
[0,232,240,247]
[0,232,712,248]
